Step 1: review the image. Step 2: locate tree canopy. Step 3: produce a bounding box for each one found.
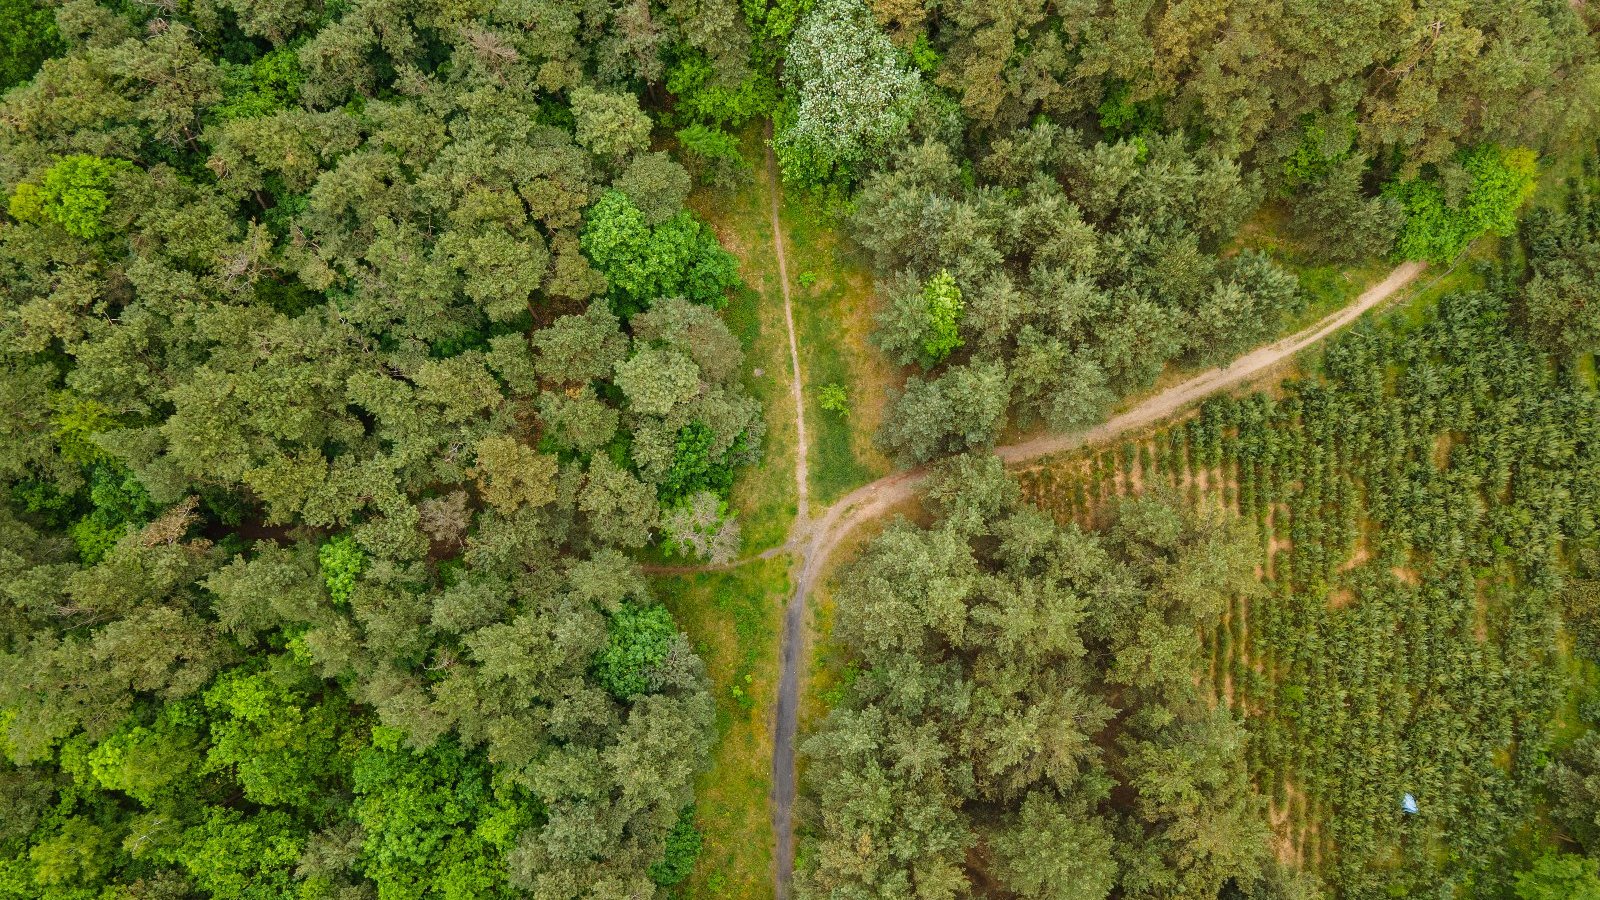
[0,1,767,896]
[801,456,1270,899]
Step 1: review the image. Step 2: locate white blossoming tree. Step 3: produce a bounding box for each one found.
[773,0,920,185]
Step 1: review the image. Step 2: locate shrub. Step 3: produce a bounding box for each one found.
[818,383,849,415]
[593,603,677,699]
[1280,120,1356,191]
[647,806,703,886]
[1097,80,1162,137]
[658,422,742,505]
[10,478,75,527]
[69,465,157,564]
[676,124,751,187]
[318,536,365,605]
[1389,145,1537,263]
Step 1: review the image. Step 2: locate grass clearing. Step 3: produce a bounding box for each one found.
[687,129,798,551]
[653,556,791,900]
[779,193,897,508]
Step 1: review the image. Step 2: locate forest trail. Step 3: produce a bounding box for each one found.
[765,256,1427,898]
[767,137,810,900]
[996,260,1427,464]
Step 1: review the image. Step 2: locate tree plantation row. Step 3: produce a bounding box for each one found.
[0,0,1597,899]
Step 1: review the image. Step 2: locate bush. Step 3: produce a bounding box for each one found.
[1097,80,1162,137]
[660,492,741,563]
[647,806,703,886]
[318,536,365,605]
[593,603,677,699]
[87,465,156,524]
[819,383,849,415]
[1389,145,1537,263]
[10,478,75,527]
[1280,120,1355,191]
[658,422,742,505]
[676,125,751,187]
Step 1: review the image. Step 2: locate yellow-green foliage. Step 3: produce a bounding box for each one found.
[921,269,964,364]
[8,155,131,239]
[1390,145,1537,263]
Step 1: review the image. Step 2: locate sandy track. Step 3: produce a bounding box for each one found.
[766,259,1426,897]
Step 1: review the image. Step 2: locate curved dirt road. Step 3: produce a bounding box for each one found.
[767,258,1426,898]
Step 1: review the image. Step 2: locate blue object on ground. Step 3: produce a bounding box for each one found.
[1402,793,1419,815]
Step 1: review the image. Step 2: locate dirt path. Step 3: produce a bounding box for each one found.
[765,258,1427,897]
[996,262,1426,465]
[766,139,811,900]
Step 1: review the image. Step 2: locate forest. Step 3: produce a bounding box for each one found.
[812,153,1600,898]
[0,0,1597,899]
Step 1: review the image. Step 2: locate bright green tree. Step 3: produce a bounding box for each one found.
[921,269,964,364]
[1390,145,1538,263]
[9,155,131,239]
